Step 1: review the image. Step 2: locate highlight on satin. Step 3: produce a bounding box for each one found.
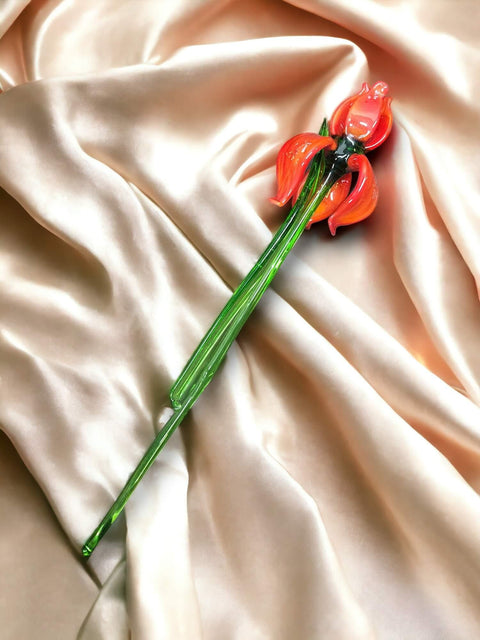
[270,81,393,235]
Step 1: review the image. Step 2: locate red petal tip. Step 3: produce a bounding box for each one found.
[328,217,337,236]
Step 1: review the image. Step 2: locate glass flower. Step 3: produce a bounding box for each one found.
[270,81,393,235]
[82,82,393,558]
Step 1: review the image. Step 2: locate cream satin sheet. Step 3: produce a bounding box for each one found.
[1,1,480,639]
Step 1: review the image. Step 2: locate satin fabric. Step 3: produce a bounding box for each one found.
[1,1,480,638]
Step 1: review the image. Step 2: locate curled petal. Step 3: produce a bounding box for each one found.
[270,134,336,207]
[307,173,352,229]
[363,97,393,151]
[328,154,378,236]
[345,81,389,141]
[329,83,369,136]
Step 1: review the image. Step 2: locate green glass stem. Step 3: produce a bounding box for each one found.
[82,154,347,559]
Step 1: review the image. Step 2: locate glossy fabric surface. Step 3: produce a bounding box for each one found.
[1,1,480,638]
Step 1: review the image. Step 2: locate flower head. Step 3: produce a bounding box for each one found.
[270,82,393,234]
[330,81,393,151]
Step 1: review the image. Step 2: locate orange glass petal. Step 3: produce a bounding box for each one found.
[363,97,393,151]
[345,81,389,142]
[329,83,369,137]
[328,154,378,236]
[270,134,336,207]
[306,173,352,229]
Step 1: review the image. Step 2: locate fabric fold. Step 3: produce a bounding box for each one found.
[1,1,480,638]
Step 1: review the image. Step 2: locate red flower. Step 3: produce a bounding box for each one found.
[270,82,393,235]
